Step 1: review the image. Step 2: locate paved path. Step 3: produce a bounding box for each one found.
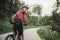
[0,28,42,40]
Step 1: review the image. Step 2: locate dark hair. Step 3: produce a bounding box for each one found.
[22,6,28,9]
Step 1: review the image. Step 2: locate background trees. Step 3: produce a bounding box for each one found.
[32,4,42,25]
[0,0,59,34]
[0,0,25,19]
[0,0,25,34]
[52,0,60,32]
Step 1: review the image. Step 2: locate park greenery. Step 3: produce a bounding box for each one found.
[37,0,60,40]
[0,0,60,40]
[52,0,60,32]
[0,0,53,34]
[37,26,60,40]
[0,0,25,34]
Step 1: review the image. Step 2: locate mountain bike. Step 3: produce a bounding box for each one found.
[5,31,20,40]
[5,19,27,40]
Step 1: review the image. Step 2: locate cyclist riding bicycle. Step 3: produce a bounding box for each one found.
[12,5,28,40]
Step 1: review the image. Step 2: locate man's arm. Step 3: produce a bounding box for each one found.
[12,10,20,23]
[12,14,16,23]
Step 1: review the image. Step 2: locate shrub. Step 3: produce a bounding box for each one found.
[37,26,60,40]
[0,20,13,34]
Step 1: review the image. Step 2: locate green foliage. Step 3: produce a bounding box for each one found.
[52,0,60,32]
[40,16,53,26]
[23,25,46,29]
[0,0,25,34]
[0,20,13,34]
[32,4,42,14]
[0,0,25,19]
[23,25,38,29]
[32,4,42,25]
[52,13,60,32]
[37,26,60,40]
[27,15,53,26]
[27,16,39,26]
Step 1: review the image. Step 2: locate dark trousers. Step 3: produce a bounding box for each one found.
[13,19,23,36]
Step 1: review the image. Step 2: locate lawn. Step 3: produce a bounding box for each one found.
[23,25,51,29]
[23,25,45,29]
[37,26,60,40]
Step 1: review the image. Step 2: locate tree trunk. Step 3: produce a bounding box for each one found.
[37,15,40,25]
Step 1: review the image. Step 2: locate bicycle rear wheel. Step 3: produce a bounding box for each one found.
[5,34,13,40]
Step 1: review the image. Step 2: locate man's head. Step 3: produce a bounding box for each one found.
[22,6,28,12]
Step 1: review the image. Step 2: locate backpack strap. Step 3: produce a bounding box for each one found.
[15,10,21,17]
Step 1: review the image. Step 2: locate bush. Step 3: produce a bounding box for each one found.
[52,13,60,33]
[0,20,13,34]
[37,26,60,40]
[39,16,53,26]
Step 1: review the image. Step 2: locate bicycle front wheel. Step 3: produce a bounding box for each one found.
[5,34,13,40]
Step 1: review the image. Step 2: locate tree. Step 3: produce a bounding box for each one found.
[52,0,60,32]
[0,0,25,34]
[39,16,53,25]
[32,4,42,25]
[0,0,25,19]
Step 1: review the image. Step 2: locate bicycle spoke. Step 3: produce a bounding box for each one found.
[8,36,13,40]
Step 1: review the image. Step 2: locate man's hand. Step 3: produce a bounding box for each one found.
[23,15,28,25]
[12,20,14,23]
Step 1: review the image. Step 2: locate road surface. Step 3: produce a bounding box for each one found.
[0,28,42,40]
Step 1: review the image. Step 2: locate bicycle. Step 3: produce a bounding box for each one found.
[5,21,20,40]
[5,19,27,40]
[5,31,20,40]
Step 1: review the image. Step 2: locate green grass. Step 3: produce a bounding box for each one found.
[23,25,40,29]
[23,25,50,29]
[37,26,60,40]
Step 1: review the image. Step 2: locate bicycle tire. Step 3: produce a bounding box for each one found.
[5,34,13,40]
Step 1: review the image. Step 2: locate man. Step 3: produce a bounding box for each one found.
[12,5,28,40]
